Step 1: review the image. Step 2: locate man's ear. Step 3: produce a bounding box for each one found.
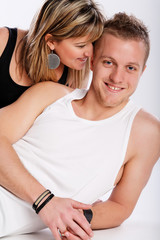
[141,65,147,76]
[143,65,147,73]
[90,56,94,71]
[45,34,55,50]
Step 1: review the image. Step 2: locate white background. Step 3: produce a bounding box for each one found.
[0,0,159,118]
[0,0,160,238]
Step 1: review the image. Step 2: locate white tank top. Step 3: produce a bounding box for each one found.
[0,89,141,236]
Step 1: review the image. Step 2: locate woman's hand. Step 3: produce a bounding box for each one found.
[38,196,93,240]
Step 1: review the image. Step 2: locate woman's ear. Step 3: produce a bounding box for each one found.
[45,34,55,50]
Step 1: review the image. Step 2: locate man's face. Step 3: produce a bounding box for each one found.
[90,33,146,110]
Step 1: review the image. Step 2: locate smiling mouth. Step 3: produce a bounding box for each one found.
[105,83,123,91]
[78,58,88,63]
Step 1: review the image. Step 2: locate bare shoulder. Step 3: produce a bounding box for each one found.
[0,28,27,56]
[29,81,73,97]
[134,109,160,138]
[17,28,28,42]
[128,109,160,165]
[0,27,9,39]
[0,27,9,56]
[17,28,27,36]
[17,81,73,110]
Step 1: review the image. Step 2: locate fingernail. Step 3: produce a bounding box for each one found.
[90,232,94,237]
[64,232,69,237]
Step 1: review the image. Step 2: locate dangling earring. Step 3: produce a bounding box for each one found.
[48,50,60,69]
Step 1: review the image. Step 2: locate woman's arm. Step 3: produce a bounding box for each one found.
[0,82,93,240]
[0,81,60,202]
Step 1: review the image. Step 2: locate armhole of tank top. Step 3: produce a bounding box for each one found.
[0,27,10,58]
[0,27,17,60]
[120,105,141,167]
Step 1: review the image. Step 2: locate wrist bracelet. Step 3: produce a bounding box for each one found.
[36,193,54,214]
[32,189,51,211]
[83,209,93,223]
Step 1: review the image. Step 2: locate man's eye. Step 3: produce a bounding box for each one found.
[104,60,112,66]
[128,66,135,71]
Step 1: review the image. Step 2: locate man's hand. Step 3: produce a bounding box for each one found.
[38,196,93,240]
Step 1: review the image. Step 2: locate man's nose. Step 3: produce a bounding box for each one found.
[109,67,124,84]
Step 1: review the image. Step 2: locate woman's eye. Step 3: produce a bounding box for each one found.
[77,45,85,48]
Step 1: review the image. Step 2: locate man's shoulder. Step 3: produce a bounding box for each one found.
[130,109,160,159]
[132,109,160,145]
[124,109,160,171]
[135,109,160,135]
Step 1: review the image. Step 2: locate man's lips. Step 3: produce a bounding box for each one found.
[105,82,124,92]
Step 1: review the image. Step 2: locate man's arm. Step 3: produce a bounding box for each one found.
[0,82,93,240]
[90,110,160,229]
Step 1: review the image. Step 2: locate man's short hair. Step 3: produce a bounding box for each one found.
[103,12,150,65]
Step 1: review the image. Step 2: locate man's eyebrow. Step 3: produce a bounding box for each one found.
[100,56,140,67]
[127,62,140,68]
[100,55,115,61]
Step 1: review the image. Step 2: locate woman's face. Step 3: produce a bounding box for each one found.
[51,35,93,70]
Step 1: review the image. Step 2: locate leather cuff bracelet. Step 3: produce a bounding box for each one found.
[36,193,54,214]
[32,189,54,214]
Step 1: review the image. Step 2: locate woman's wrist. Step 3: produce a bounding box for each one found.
[32,189,54,214]
[24,177,47,204]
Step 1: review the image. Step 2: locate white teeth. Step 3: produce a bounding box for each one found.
[81,58,87,62]
[107,84,121,91]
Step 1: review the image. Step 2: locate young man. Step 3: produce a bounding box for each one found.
[0,13,159,240]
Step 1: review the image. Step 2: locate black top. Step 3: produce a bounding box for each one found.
[0,28,29,108]
[0,28,68,108]
[58,65,68,85]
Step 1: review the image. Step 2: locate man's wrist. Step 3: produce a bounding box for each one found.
[83,209,93,223]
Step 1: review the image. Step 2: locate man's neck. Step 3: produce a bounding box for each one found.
[71,91,129,121]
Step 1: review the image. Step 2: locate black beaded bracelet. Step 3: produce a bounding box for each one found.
[83,209,93,223]
[32,189,51,211]
[36,193,54,214]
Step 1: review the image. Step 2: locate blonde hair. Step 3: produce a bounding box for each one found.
[102,12,150,66]
[20,0,105,88]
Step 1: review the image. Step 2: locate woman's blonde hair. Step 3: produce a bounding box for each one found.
[20,0,105,88]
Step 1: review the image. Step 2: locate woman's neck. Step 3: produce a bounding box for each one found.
[53,63,64,82]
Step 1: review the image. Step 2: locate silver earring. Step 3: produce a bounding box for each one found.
[48,50,60,69]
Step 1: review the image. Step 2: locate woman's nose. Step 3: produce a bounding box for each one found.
[84,43,93,57]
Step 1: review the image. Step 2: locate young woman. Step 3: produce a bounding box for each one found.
[0,0,104,108]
